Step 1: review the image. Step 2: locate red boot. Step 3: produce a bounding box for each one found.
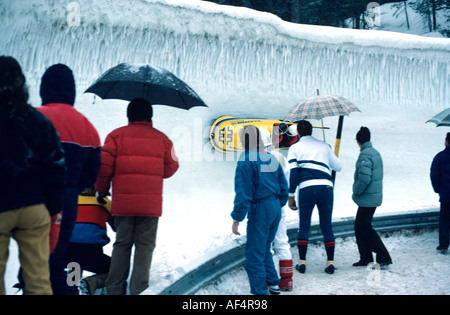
[279,260,293,291]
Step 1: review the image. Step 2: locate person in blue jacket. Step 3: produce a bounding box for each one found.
[231,125,288,295]
[430,133,450,253]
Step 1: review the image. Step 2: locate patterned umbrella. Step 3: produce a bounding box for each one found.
[284,95,360,122]
[284,94,361,182]
[426,108,450,127]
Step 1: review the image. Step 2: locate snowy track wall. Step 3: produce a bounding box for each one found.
[160,209,440,295]
[1,0,449,114]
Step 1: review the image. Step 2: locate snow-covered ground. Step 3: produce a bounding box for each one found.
[198,228,450,295]
[1,0,449,295]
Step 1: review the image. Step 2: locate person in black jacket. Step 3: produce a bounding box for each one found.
[0,56,66,295]
[430,133,450,253]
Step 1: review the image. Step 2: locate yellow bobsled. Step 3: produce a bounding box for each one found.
[209,116,299,153]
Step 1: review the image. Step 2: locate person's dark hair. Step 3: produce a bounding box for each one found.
[446,132,450,144]
[297,120,312,137]
[0,56,31,116]
[127,98,153,122]
[356,126,371,144]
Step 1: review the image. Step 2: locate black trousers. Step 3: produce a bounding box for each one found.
[354,207,392,263]
[439,202,450,248]
[65,243,111,275]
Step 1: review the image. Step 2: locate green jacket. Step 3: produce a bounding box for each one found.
[352,142,383,207]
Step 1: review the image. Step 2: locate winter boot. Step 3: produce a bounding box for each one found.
[267,285,281,295]
[436,246,448,254]
[324,261,336,274]
[78,279,91,295]
[279,260,293,291]
[295,259,307,274]
[80,273,108,295]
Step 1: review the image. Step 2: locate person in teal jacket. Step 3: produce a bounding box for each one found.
[352,127,392,267]
[231,125,288,295]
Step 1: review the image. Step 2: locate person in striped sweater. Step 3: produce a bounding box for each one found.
[287,120,342,274]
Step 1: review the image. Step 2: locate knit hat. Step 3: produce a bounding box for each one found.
[40,64,76,106]
[127,98,153,122]
[356,127,371,144]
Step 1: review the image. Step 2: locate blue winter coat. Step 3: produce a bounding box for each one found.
[430,146,450,202]
[231,150,288,222]
[352,142,383,207]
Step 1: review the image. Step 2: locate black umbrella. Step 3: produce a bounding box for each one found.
[84,63,207,109]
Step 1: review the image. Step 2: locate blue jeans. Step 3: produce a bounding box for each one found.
[439,202,450,248]
[245,197,281,295]
[297,185,334,243]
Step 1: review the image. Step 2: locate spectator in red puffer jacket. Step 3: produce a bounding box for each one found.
[95,98,179,295]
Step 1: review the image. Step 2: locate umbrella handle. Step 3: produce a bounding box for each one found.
[321,119,326,142]
[332,116,344,183]
[334,116,344,157]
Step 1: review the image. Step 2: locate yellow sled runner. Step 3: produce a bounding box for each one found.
[209,116,299,153]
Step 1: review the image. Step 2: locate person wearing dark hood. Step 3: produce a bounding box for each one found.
[0,56,66,295]
[430,133,450,254]
[37,64,101,294]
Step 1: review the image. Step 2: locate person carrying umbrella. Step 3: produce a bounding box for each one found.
[287,120,342,275]
[95,98,179,295]
[430,132,450,254]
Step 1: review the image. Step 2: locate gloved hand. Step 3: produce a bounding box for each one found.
[288,196,298,211]
[95,191,109,205]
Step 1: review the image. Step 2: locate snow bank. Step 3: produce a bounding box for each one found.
[4,0,450,50]
[1,0,449,112]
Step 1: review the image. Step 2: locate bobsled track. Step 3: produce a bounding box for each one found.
[158,208,440,295]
